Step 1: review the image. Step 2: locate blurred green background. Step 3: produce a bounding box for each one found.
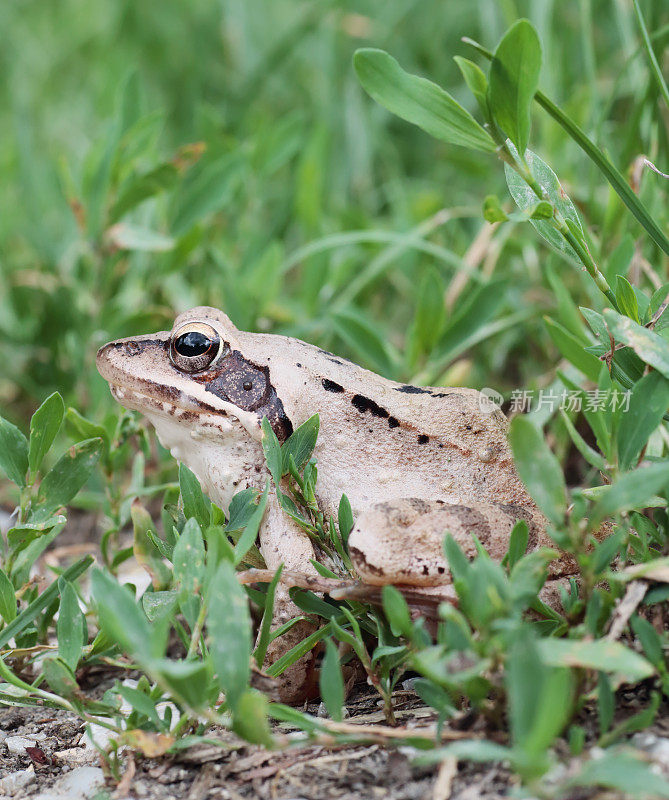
[1,0,666,425]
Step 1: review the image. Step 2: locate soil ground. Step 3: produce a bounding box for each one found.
[2,685,668,799]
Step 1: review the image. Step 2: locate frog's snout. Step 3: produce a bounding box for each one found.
[96,334,170,383]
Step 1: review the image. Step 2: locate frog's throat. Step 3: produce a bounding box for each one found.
[107,382,264,443]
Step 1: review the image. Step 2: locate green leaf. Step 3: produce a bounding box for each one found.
[408,268,447,360]
[57,580,86,672]
[508,416,567,526]
[617,370,669,469]
[546,266,588,340]
[568,746,669,798]
[615,276,640,323]
[503,520,529,571]
[382,585,412,638]
[597,672,614,734]
[631,615,664,669]
[117,684,161,728]
[338,495,354,547]
[433,279,509,366]
[291,589,341,620]
[559,411,607,472]
[0,556,92,649]
[261,417,283,486]
[488,19,542,155]
[282,414,319,474]
[42,656,80,698]
[90,568,155,661]
[353,49,496,152]
[319,639,344,721]
[0,569,16,624]
[591,462,669,525]
[233,483,268,566]
[0,416,29,487]
[232,689,274,747]
[591,529,625,575]
[442,534,470,584]
[155,658,211,710]
[482,194,508,223]
[415,739,511,765]
[64,408,109,452]
[179,464,211,528]
[519,661,572,759]
[37,438,104,514]
[412,678,456,717]
[207,560,251,710]
[173,518,205,597]
[539,638,654,683]
[110,162,178,223]
[171,153,243,235]
[142,591,178,624]
[603,308,669,379]
[453,56,489,120]
[544,317,602,382]
[505,147,583,260]
[529,200,553,219]
[28,393,64,474]
[331,308,395,377]
[254,564,283,668]
[132,502,172,590]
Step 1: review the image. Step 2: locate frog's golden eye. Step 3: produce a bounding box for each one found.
[169,322,226,373]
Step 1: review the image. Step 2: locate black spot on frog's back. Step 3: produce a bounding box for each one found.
[395,384,451,399]
[396,384,429,395]
[351,394,390,419]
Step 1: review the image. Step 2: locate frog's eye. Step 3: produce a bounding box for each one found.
[170,323,225,372]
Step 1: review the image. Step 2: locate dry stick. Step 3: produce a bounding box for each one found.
[606,580,648,641]
[236,568,445,615]
[445,220,499,311]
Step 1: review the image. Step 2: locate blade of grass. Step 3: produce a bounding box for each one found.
[281,220,477,277]
[633,0,669,110]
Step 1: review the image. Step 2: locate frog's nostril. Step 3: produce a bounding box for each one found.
[124,341,141,356]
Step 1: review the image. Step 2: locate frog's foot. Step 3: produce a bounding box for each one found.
[348,498,545,587]
[256,582,321,704]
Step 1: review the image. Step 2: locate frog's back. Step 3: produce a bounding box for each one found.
[241,330,533,514]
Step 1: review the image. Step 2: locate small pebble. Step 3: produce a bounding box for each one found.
[5,733,46,755]
[0,766,36,796]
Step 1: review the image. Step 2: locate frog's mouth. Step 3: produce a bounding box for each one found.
[102,374,264,443]
[96,337,265,442]
[107,382,205,420]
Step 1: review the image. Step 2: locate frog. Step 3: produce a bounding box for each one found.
[97,306,568,702]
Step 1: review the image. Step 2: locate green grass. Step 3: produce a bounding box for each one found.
[0,1,668,797]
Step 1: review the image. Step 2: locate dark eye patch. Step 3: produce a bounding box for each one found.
[198,349,293,442]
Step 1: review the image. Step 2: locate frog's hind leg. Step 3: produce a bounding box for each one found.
[347,498,543,587]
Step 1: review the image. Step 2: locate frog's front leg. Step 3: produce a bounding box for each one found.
[257,493,320,703]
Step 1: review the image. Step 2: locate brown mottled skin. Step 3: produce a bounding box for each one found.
[97,307,568,702]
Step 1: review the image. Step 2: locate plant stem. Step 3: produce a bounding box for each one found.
[186,598,208,660]
[505,149,619,309]
[462,37,669,257]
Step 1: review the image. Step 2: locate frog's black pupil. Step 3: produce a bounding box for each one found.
[175,331,212,357]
